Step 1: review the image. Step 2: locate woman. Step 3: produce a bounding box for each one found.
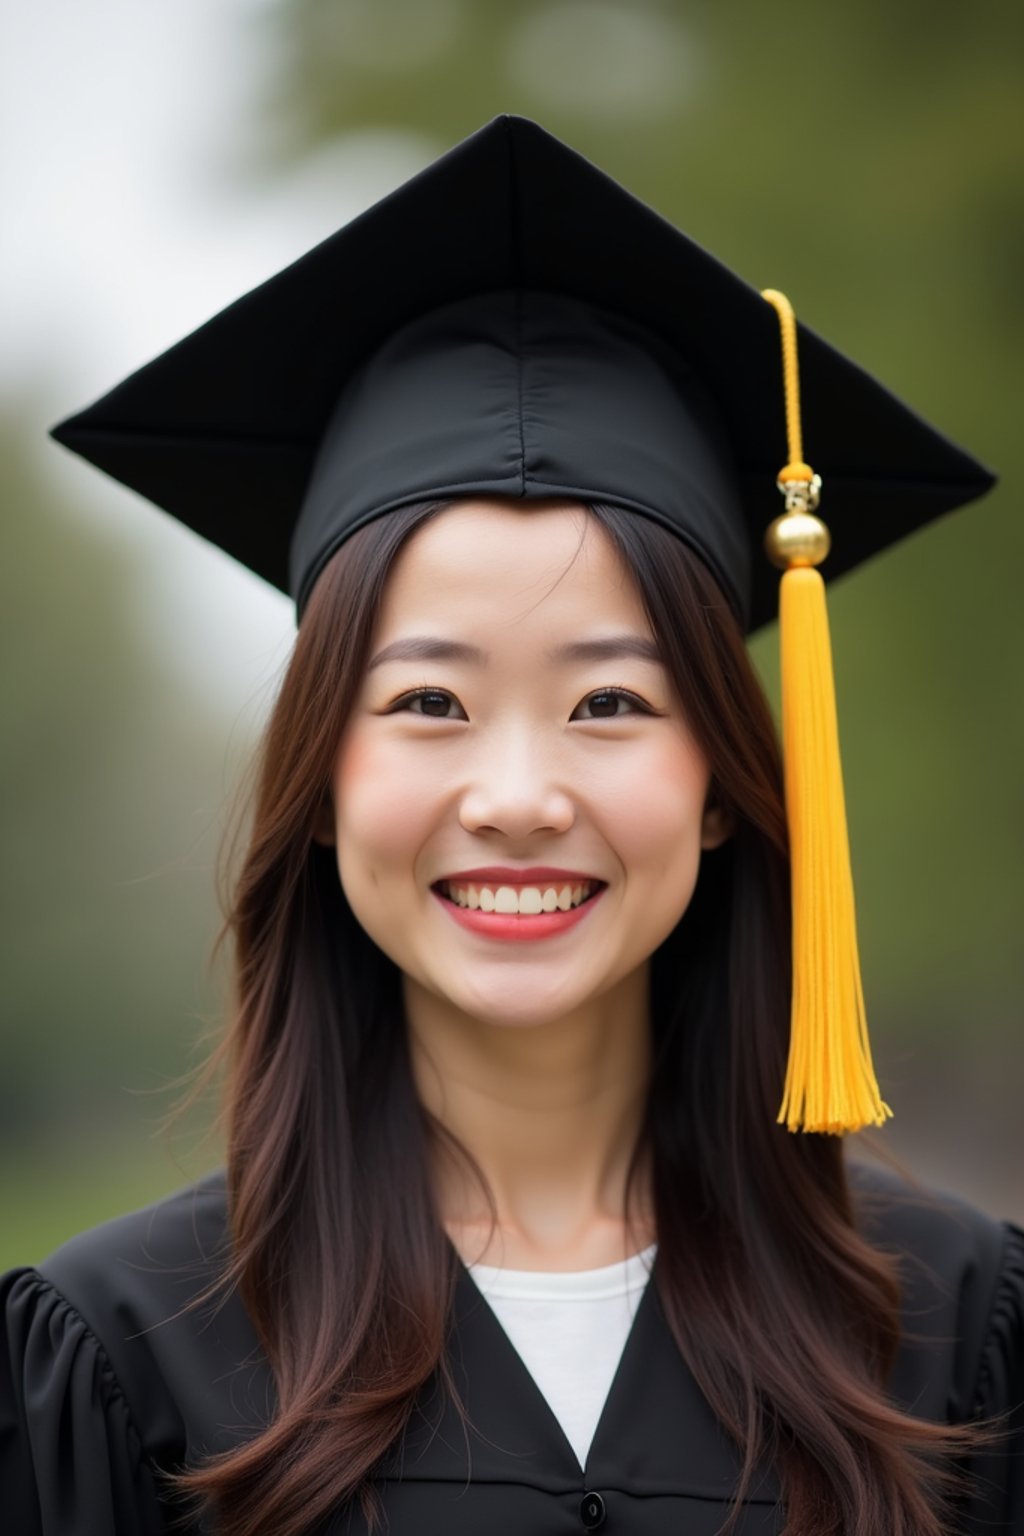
[2,116,1021,1535]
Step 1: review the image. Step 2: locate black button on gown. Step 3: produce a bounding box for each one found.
[2,1167,1022,1534]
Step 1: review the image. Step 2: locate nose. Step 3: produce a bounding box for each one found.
[457,729,576,840]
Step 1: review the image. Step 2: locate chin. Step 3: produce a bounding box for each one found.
[434,971,623,1031]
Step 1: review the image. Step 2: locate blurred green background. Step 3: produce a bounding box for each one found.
[3,0,1022,1268]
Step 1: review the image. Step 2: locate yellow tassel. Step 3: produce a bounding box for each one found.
[762,289,892,1135]
[776,566,891,1132]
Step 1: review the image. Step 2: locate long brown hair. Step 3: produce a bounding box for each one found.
[176,498,976,1535]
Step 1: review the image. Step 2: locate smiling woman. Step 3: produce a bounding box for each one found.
[2,117,1021,1536]
[320,501,726,1057]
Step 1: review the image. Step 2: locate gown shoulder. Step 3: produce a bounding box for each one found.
[848,1158,1024,1529]
[847,1160,1022,1414]
[0,1170,263,1536]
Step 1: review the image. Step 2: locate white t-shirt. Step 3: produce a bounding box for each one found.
[467,1243,658,1470]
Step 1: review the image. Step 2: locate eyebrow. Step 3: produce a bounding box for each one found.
[366,634,663,670]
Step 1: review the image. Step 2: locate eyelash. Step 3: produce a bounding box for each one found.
[388,686,655,720]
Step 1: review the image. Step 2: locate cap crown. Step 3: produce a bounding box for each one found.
[51,115,995,627]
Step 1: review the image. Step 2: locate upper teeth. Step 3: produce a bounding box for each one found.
[443,882,596,914]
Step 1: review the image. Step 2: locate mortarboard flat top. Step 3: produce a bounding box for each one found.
[51,114,995,629]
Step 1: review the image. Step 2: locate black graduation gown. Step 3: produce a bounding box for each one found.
[2,1165,1022,1535]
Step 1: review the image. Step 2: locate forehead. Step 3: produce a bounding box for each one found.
[376,499,648,635]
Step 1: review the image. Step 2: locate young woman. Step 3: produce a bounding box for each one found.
[3,116,1020,1536]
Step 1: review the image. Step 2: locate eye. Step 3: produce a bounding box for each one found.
[571,688,653,720]
[391,688,467,720]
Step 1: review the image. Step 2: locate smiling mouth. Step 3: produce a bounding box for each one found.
[435,879,604,915]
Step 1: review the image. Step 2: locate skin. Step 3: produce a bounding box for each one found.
[316,498,729,1271]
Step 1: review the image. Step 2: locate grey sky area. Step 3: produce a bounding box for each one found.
[3,0,439,714]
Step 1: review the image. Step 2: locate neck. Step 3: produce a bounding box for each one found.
[405,967,654,1270]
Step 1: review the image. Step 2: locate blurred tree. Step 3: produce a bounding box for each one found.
[0,410,235,1153]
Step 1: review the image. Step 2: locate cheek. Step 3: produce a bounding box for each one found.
[609,743,711,959]
[332,727,440,887]
[595,736,711,874]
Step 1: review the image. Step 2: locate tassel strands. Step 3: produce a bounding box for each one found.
[761,289,891,1134]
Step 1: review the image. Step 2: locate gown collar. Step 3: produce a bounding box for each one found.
[387,1253,780,1504]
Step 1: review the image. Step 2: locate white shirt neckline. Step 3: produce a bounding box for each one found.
[468,1242,657,1300]
[466,1243,658,1470]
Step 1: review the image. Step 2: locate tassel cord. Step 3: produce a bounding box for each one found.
[761,289,892,1134]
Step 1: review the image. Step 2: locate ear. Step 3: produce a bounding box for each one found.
[311,796,336,848]
[700,787,734,851]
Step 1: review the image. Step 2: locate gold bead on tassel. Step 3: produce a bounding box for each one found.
[761,289,892,1134]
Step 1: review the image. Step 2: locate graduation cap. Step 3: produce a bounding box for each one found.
[51,114,995,1135]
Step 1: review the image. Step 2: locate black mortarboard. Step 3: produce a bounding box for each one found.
[50,114,993,630]
[50,115,997,1136]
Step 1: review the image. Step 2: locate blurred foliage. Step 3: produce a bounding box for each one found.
[0,412,229,1151]
[4,0,1022,1257]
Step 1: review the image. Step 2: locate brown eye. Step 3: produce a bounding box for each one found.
[572,689,649,720]
[398,689,467,719]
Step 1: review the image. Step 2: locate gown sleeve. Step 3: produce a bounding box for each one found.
[961,1221,1024,1533]
[1,1267,170,1536]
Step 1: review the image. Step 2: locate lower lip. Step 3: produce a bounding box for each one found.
[431,886,606,942]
